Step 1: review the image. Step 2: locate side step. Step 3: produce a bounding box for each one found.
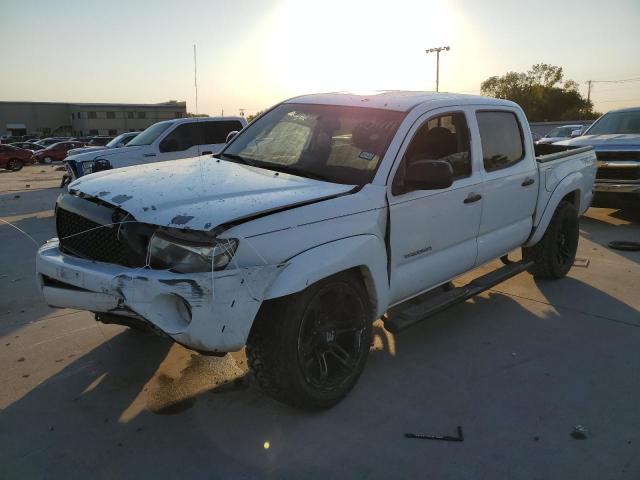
[384,259,534,334]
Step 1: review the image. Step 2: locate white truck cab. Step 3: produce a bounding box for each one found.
[64,116,247,179]
[37,92,596,409]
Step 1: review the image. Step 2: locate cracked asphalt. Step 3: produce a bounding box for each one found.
[1,164,639,479]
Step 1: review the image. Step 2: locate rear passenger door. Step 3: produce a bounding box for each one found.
[474,109,538,264]
[199,120,244,155]
[156,122,203,162]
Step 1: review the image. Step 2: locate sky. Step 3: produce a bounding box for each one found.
[1,0,639,117]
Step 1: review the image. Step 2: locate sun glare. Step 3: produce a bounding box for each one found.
[263,0,458,96]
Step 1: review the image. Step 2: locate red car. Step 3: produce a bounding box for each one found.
[32,141,86,164]
[0,144,35,171]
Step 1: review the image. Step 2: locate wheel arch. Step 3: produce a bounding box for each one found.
[525,173,583,247]
[263,234,389,318]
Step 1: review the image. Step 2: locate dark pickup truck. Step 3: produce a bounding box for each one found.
[556,106,640,205]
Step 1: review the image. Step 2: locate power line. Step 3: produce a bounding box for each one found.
[591,76,640,84]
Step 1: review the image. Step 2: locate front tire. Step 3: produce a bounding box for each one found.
[523,200,579,279]
[247,271,372,409]
[6,158,23,171]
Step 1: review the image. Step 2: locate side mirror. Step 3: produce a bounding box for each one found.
[570,129,582,138]
[404,160,453,190]
[226,131,239,143]
[159,138,179,152]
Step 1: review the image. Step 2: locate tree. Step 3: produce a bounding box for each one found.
[247,110,265,122]
[480,64,600,121]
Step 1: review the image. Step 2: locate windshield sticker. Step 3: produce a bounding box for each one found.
[358,151,376,161]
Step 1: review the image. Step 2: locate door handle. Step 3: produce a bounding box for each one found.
[464,193,482,204]
[521,178,535,186]
[201,151,212,155]
[143,153,156,157]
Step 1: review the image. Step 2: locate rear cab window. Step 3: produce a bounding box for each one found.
[202,121,244,144]
[476,111,525,172]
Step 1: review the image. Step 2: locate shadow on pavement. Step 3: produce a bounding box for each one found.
[1,279,638,478]
[580,207,640,264]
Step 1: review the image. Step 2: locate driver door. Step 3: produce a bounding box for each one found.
[388,108,483,304]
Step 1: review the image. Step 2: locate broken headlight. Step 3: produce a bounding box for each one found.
[148,229,238,273]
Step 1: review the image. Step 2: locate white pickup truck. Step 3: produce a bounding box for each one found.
[63,116,247,180]
[36,92,596,409]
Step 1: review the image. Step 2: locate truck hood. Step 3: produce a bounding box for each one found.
[68,156,355,230]
[66,145,143,162]
[555,134,640,149]
[67,146,112,157]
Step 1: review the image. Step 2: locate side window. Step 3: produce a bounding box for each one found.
[159,123,202,152]
[476,111,524,172]
[202,121,243,144]
[394,112,471,194]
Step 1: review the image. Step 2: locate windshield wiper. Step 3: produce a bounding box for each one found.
[219,153,256,167]
[263,164,333,182]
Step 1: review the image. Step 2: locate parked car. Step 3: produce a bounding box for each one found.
[0,144,35,170]
[66,132,139,157]
[37,92,597,409]
[555,107,640,204]
[64,117,246,179]
[10,141,45,151]
[35,137,70,147]
[86,136,114,147]
[536,124,584,144]
[32,141,86,164]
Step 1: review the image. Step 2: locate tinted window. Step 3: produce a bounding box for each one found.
[106,112,116,119]
[476,111,524,172]
[403,112,471,180]
[128,122,173,146]
[159,123,202,152]
[202,121,243,144]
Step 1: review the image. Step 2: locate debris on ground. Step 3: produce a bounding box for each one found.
[570,425,588,440]
[573,257,590,267]
[405,426,464,442]
[608,241,640,252]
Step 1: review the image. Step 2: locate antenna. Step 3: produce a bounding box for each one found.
[193,44,199,115]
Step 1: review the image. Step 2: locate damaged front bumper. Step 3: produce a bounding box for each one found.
[36,239,285,353]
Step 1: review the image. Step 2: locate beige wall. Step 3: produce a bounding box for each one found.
[0,101,186,137]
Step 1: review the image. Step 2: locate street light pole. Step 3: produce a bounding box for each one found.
[425,46,450,92]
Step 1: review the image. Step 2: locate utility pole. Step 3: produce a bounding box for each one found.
[425,46,450,92]
[193,44,199,115]
[586,80,592,103]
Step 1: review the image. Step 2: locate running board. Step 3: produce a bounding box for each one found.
[384,259,534,334]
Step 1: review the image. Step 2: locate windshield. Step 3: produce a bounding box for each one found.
[127,122,173,146]
[222,103,405,185]
[106,132,136,147]
[546,126,578,138]
[585,110,640,135]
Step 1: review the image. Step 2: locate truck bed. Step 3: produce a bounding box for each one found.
[535,143,594,163]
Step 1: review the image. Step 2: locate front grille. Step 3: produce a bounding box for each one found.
[596,166,640,181]
[596,151,640,162]
[56,207,130,265]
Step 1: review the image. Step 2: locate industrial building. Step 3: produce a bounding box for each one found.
[0,100,187,138]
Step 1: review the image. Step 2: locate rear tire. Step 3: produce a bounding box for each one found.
[41,156,53,164]
[6,158,23,171]
[523,200,579,279]
[247,271,372,409]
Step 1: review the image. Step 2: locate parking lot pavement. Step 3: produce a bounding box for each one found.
[1,166,639,479]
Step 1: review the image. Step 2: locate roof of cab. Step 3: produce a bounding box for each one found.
[285,90,518,112]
